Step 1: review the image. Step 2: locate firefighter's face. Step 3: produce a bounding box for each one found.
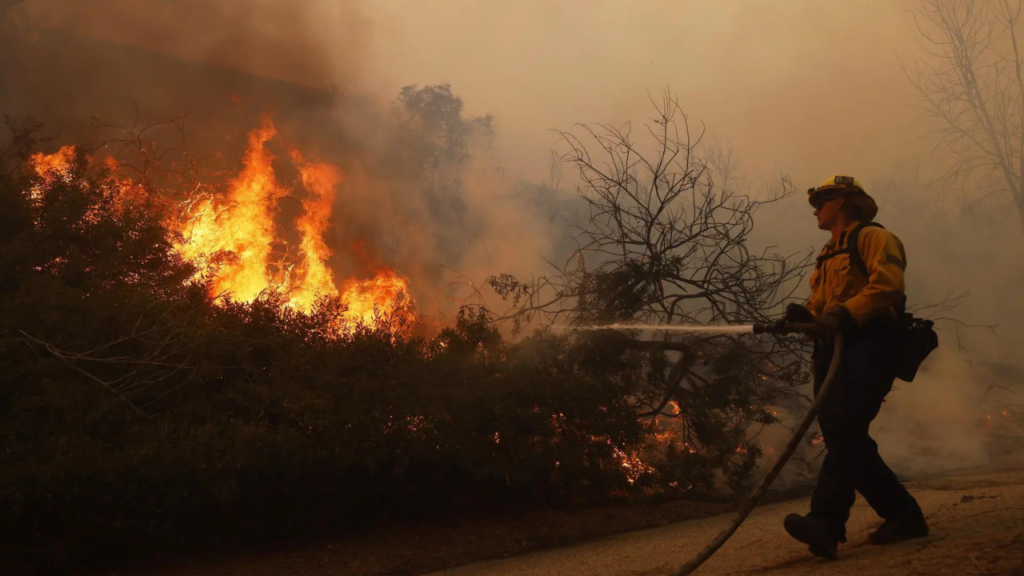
[813,193,843,230]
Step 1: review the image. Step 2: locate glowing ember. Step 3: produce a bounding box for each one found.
[610,442,654,485]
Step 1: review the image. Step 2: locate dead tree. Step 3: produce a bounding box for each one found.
[489,91,813,491]
[903,0,1024,232]
[490,91,809,330]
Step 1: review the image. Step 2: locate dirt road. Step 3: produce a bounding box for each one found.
[118,468,1024,576]
[426,470,1024,576]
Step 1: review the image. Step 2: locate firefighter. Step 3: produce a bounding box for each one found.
[779,175,929,559]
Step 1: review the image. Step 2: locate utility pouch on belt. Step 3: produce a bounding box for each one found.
[891,297,938,382]
[837,224,938,382]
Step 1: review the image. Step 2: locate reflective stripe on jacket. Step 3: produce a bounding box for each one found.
[804,221,907,327]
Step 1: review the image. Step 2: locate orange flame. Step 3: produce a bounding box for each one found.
[339,268,417,331]
[28,146,76,201]
[28,146,144,218]
[25,123,417,336]
[288,150,341,311]
[174,117,417,335]
[177,116,279,303]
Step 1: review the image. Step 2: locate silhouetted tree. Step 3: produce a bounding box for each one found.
[490,91,812,492]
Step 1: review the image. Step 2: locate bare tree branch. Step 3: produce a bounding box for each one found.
[14,300,205,415]
[486,90,814,485]
[904,0,1024,232]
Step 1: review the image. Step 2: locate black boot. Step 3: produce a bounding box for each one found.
[783,513,839,559]
[868,516,929,545]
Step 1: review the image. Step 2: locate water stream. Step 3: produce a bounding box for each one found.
[556,324,755,334]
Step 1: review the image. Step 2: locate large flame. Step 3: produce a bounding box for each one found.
[289,150,341,311]
[26,120,417,335]
[176,117,279,303]
[173,117,416,334]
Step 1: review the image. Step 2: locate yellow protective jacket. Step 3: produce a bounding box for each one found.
[804,221,907,327]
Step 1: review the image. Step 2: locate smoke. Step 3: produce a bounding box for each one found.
[1,0,556,322]
[875,348,991,477]
[353,0,929,185]
[17,0,371,87]
[4,0,1021,475]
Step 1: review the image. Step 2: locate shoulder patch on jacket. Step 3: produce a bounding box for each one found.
[886,254,906,269]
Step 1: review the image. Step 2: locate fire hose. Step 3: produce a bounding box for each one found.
[673,323,844,576]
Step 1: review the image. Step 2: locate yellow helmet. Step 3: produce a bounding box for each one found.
[812,175,865,194]
[807,175,878,221]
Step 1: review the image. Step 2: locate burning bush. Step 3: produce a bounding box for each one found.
[0,118,662,573]
[0,90,813,573]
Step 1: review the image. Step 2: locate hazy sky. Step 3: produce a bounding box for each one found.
[360,1,928,186]
[21,0,928,188]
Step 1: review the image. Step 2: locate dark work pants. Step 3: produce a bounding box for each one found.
[809,329,924,542]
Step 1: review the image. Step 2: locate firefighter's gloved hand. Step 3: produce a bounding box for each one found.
[784,303,815,324]
[772,303,814,332]
[810,307,854,337]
